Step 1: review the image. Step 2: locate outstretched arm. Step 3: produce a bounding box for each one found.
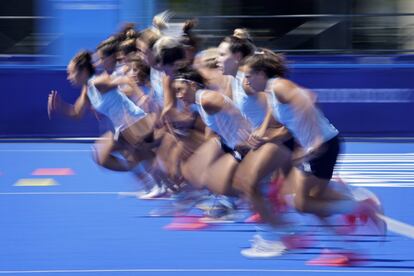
[47,85,90,119]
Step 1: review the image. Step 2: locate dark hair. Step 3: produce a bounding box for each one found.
[119,38,137,56]
[117,22,138,41]
[222,34,255,59]
[242,48,287,78]
[153,37,186,66]
[138,28,162,49]
[96,37,119,57]
[174,67,205,87]
[180,19,201,49]
[71,50,95,76]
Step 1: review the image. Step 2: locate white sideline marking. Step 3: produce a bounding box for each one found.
[339,168,414,171]
[338,171,414,175]
[350,183,414,188]
[342,153,414,156]
[339,164,414,167]
[0,268,414,274]
[378,214,414,239]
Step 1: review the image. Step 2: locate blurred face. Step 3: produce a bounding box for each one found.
[173,80,196,104]
[67,62,87,86]
[243,66,268,93]
[217,42,240,76]
[136,40,155,66]
[127,63,147,86]
[98,50,116,73]
[127,64,139,83]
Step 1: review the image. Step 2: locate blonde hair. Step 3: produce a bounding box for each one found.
[233,28,252,41]
[195,47,219,69]
[152,10,171,32]
[138,11,171,49]
[153,36,185,65]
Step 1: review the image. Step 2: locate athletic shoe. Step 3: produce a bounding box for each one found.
[139,184,167,199]
[244,213,262,223]
[201,197,238,223]
[164,216,208,231]
[356,198,387,236]
[241,234,287,258]
[281,233,314,250]
[352,188,387,236]
[307,249,365,267]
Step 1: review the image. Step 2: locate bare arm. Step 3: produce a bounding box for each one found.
[200,90,226,115]
[161,74,176,116]
[272,78,323,150]
[47,85,90,119]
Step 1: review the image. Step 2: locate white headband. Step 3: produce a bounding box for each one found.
[174,78,204,88]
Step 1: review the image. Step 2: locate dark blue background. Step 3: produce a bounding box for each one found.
[1,57,413,137]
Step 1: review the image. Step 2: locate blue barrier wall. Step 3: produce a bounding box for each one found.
[1,61,414,138]
[289,66,414,136]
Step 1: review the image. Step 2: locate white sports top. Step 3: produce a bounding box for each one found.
[87,76,147,133]
[267,78,338,151]
[230,71,267,129]
[150,67,165,106]
[195,89,252,149]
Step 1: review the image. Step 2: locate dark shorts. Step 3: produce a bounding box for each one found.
[219,137,247,162]
[283,137,298,152]
[299,135,341,180]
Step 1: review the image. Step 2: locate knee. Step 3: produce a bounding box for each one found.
[233,174,256,197]
[181,162,203,188]
[92,147,107,167]
[293,194,308,213]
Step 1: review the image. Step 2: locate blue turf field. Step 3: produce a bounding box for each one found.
[0,141,414,275]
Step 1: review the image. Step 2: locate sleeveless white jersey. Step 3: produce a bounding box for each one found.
[195,90,252,149]
[87,76,147,134]
[150,67,165,106]
[231,71,267,129]
[267,78,338,151]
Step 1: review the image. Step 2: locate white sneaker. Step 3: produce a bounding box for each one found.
[139,185,167,199]
[351,187,381,205]
[352,188,387,236]
[241,235,287,258]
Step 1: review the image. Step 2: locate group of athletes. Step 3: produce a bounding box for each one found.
[47,11,387,266]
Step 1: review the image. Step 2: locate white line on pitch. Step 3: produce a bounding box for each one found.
[0,268,414,274]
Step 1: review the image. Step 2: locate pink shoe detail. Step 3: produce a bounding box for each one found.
[164,217,208,231]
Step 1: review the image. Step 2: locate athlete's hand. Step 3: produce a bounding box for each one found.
[47,90,63,119]
[247,128,269,149]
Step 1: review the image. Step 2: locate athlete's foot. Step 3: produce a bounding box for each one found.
[356,198,387,236]
[307,249,365,267]
[139,185,167,199]
[241,234,287,258]
[281,233,314,250]
[244,213,262,223]
[164,216,208,231]
[351,188,387,236]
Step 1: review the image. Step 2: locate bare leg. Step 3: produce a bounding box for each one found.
[291,168,359,217]
[203,154,239,195]
[93,132,134,171]
[234,143,292,228]
[181,138,225,189]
